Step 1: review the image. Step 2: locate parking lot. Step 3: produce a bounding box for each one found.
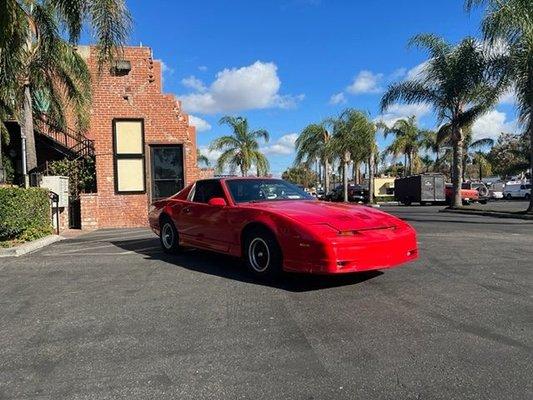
[0,206,531,399]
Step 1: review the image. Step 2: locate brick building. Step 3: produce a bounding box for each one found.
[78,45,212,229]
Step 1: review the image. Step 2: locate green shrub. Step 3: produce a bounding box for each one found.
[0,187,52,243]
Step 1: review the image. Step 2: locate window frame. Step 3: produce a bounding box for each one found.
[149,144,185,202]
[112,118,146,194]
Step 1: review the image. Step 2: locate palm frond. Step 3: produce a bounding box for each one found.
[408,33,452,58]
[470,137,494,149]
[380,81,440,112]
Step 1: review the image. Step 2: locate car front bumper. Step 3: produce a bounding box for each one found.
[284,227,418,274]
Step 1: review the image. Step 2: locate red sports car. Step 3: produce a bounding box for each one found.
[148,178,418,279]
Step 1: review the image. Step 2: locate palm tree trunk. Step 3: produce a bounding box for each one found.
[368,153,375,204]
[462,151,467,182]
[527,121,533,213]
[0,133,3,182]
[20,84,37,176]
[403,154,407,177]
[324,159,330,195]
[343,154,349,202]
[452,128,463,208]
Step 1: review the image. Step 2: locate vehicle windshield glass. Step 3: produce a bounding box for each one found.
[226,179,314,203]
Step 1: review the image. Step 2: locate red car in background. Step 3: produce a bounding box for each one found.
[148,178,418,279]
[445,184,480,205]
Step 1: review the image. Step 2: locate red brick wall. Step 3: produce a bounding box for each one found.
[80,193,99,230]
[79,46,212,229]
[199,168,216,180]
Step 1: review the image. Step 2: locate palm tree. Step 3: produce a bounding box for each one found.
[330,109,375,202]
[378,116,425,176]
[210,116,270,176]
[0,0,131,177]
[196,149,210,168]
[419,130,441,169]
[295,123,333,193]
[471,151,492,180]
[381,34,504,207]
[420,154,435,172]
[466,0,533,212]
[462,128,494,181]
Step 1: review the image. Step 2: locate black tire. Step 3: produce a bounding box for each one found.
[243,227,282,280]
[505,193,512,200]
[159,217,181,254]
[525,193,531,200]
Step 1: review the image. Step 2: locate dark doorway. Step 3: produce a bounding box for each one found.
[150,145,184,201]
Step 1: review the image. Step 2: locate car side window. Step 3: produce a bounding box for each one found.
[192,180,225,204]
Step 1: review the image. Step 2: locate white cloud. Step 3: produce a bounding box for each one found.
[262,133,298,155]
[189,115,211,132]
[198,65,208,72]
[161,61,174,76]
[198,146,222,166]
[471,110,517,141]
[389,67,407,80]
[376,103,432,127]
[329,92,347,105]
[346,70,383,94]
[180,61,303,114]
[498,87,516,105]
[181,76,207,92]
[406,62,428,81]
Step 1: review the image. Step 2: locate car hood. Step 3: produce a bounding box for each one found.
[243,200,401,231]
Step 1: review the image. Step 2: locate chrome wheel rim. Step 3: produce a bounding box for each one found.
[162,223,174,248]
[249,238,270,273]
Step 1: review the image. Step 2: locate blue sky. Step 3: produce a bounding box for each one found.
[118,0,518,176]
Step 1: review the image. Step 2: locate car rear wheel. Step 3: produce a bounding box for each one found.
[505,193,512,200]
[244,228,282,280]
[160,218,180,254]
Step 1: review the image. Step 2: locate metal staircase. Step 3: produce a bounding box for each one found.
[34,113,95,160]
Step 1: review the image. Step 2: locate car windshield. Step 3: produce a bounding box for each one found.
[226,179,314,203]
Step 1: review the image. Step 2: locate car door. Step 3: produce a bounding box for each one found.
[178,180,232,252]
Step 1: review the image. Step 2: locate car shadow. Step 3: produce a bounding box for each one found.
[110,237,383,293]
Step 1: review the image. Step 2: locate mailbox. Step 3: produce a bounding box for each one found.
[41,176,69,208]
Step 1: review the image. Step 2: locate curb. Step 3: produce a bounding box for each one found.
[377,201,400,206]
[0,235,64,257]
[439,208,533,221]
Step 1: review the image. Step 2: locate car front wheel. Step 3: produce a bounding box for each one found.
[244,228,282,280]
[160,218,181,254]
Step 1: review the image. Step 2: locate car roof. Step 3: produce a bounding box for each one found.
[195,177,283,184]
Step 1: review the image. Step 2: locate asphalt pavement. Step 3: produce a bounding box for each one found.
[0,206,531,399]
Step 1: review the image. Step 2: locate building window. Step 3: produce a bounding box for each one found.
[113,119,145,193]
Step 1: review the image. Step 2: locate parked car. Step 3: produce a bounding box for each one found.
[461,182,489,204]
[445,184,479,205]
[325,184,370,203]
[149,178,418,279]
[503,183,531,200]
[315,189,325,199]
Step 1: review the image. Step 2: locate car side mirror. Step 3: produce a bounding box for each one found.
[208,197,227,207]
